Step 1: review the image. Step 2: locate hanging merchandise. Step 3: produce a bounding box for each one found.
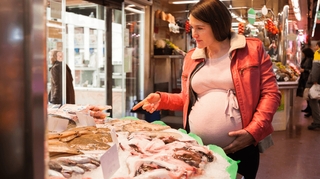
[265,18,279,38]
[238,22,245,34]
[261,5,268,16]
[248,8,256,25]
[185,20,190,33]
[168,23,180,33]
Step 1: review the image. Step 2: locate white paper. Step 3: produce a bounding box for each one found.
[100,144,120,179]
[76,111,96,126]
[110,128,118,146]
[47,115,69,132]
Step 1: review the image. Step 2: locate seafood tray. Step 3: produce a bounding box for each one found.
[47,119,238,179]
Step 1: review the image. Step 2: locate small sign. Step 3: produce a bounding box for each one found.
[100,144,120,179]
[47,115,69,132]
[317,11,320,20]
[76,111,96,126]
[48,20,62,39]
[110,128,119,145]
[50,1,62,19]
[248,8,256,25]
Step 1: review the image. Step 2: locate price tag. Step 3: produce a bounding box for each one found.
[100,144,120,179]
[47,115,69,132]
[76,111,96,126]
[110,128,119,145]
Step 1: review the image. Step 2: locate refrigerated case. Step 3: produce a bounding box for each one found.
[46,0,152,118]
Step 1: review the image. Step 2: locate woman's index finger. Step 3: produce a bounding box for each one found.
[132,100,145,111]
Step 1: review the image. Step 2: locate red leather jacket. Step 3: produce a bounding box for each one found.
[158,33,281,143]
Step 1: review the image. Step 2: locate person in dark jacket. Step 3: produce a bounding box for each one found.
[306,41,320,130]
[297,47,314,117]
[49,49,75,104]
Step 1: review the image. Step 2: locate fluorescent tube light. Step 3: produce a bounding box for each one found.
[169,0,231,4]
[125,7,144,14]
[169,0,198,4]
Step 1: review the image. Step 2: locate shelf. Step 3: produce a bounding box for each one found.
[277,81,298,89]
[112,76,123,79]
[153,55,184,59]
[74,87,126,92]
[74,67,96,71]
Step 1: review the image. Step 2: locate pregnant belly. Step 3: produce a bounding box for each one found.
[188,91,242,148]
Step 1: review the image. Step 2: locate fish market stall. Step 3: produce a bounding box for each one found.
[46,105,238,179]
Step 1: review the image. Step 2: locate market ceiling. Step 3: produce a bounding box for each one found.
[219,0,308,31]
[66,0,309,31]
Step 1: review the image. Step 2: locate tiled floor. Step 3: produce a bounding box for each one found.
[161,95,320,179]
[257,96,320,179]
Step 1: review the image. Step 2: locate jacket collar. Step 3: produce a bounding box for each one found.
[191,32,246,60]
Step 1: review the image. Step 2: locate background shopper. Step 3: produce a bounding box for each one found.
[268,40,277,57]
[297,47,314,117]
[306,41,320,130]
[133,0,281,178]
[49,49,75,104]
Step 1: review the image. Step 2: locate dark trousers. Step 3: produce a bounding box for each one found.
[227,145,260,179]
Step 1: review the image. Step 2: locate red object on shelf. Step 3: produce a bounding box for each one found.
[185,20,190,33]
[238,23,244,34]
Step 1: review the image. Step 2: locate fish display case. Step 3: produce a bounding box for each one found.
[46,107,238,179]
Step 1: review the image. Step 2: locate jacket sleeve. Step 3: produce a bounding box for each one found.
[156,51,195,111]
[157,92,184,111]
[304,57,313,71]
[50,66,62,104]
[245,42,281,143]
[307,62,320,87]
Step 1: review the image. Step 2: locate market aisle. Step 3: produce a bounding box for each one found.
[257,95,320,179]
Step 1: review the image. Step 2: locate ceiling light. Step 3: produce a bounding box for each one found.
[169,0,199,4]
[125,7,144,14]
[311,0,320,37]
[169,0,231,4]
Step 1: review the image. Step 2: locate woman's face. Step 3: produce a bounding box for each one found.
[56,51,63,62]
[189,15,215,49]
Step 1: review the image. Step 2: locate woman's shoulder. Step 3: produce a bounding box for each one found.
[245,37,264,48]
[186,48,196,55]
[51,62,62,71]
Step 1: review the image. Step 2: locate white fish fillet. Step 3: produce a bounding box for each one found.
[48,169,64,177]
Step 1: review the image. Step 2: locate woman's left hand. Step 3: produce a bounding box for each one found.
[223,129,255,154]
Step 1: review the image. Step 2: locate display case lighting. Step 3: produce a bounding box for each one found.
[311,0,320,37]
[290,0,301,21]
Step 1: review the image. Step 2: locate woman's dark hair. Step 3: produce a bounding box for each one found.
[317,41,320,47]
[302,47,314,58]
[189,0,232,41]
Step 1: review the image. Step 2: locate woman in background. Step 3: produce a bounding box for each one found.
[49,49,75,104]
